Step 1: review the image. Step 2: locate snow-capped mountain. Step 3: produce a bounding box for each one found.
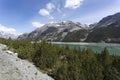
[18,21,89,42]
[18,12,120,43]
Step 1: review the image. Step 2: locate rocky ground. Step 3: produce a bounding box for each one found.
[0,44,54,80]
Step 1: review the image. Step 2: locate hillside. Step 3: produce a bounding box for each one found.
[18,12,120,43]
[95,12,120,28]
[86,12,120,43]
[0,44,53,80]
[86,22,120,43]
[18,21,89,42]
[62,29,89,42]
[0,39,120,80]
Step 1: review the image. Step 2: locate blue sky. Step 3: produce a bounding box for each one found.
[0,0,120,34]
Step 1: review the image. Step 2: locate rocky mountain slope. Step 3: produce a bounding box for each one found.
[95,12,120,28]
[18,12,120,43]
[0,44,54,80]
[86,12,120,43]
[62,29,89,42]
[18,21,89,42]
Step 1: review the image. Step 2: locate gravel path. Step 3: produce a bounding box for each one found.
[0,44,54,80]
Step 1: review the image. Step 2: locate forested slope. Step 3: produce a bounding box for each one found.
[0,38,120,80]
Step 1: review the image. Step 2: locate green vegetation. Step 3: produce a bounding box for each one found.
[0,38,120,80]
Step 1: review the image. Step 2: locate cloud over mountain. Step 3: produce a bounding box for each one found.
[32,22,45,28]
[0,24,20,39]
[64,0,84,9]
[39,3,55,19]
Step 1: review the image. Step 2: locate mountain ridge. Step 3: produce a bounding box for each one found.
[18,21,90,42]
[18,12,120,43]
[95,12,120,28]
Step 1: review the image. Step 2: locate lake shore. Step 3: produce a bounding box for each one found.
[51,42,120,56]
[51,42,120,47]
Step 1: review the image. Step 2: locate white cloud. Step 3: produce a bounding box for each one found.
[0,24,18,34]
[65,0,84,9]
[39,3,55,19]
[39,8,54,19]
[32,22,44,28]
[39,9,50,17]
[49,21,56,24]
[0,24,20,38]
[46,3,55,10]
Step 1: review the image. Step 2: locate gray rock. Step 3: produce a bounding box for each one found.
[0,44,54,80]
[95,12,120,28]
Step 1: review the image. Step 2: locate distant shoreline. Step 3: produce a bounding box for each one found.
[51,42,120,47]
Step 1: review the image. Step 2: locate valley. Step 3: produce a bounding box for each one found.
[0,0,120,79]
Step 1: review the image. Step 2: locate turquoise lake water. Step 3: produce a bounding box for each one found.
[52,42,120,56]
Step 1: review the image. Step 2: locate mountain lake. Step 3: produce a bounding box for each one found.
[52,42,120,56]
